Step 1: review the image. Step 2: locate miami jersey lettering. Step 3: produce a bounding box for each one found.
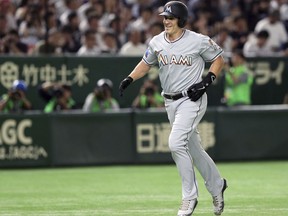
[142,30,223,93]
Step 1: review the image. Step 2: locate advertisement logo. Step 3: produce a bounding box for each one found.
[0,119,48,160]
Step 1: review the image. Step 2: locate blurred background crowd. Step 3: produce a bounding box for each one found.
[0,0,288,58]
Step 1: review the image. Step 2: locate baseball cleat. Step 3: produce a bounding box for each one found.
[213,178,228,215]
[177,199,198,216]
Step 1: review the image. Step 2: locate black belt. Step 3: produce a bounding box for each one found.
[163,92,184,100]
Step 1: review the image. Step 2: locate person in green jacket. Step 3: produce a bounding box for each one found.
[39,82,76,113]
[82,78,119,112]
[132,79,164,109]
[0,80,32,113]
[224,51,254,106]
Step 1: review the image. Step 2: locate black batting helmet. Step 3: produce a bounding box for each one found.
[159,1,188,28]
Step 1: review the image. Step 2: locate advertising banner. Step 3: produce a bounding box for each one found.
[0,114,51,167]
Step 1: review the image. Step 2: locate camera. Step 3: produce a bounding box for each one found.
[94,87,105,101]
[53,87,64,98]
[144,87,155,96]
[10,90,21,99]
[12,91,21,98]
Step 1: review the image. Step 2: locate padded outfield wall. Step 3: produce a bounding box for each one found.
[0,106,287,168]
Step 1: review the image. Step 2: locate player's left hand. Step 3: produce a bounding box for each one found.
[187,82,206,101]
[187,71,216,101]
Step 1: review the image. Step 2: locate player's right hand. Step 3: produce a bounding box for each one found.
[119,76,133,96]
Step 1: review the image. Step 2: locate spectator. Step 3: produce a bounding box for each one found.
[129,6,155,32]
[0,0,17,31]
[132,79,164,109]
[243,30,275,57]
[212,26,233,59]
[0,80,32,113]
[44,11,60,33]
[0,15,8,39]
[18,4,46,50]
[78,0,100,21]
[268,2,288,31]
[119,29,147,56]
[279,1,288,32]
[1,29,28,55]
[33,30,66,55]
[145,21,164,44]
[77,29,101,56]
[63,11,82,49]
[61,25,81,53]
[101,32,119,54]
[79,13,104,48]
[59,0,81,26]
[223,51,254,106]
[230,15,249,51]
[99,0,119,30]
[38,82,76,113]
[189,10,210,35]
[254,8,288,53]
[80,12,100,33]
[107,16,128,46]
[83,78,119,112]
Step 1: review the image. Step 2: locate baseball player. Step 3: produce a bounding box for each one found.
[119,1,227,216]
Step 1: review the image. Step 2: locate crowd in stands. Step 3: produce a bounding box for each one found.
[0,0,288,58]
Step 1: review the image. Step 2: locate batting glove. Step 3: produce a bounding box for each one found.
[187,72,216,101]
[119,76,133,96]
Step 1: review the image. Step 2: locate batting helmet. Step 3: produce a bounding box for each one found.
[159,1,188,28]
[12,80,27,92]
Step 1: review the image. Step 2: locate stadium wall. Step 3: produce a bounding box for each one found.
[0,56,288,109]
[0,106,288,168]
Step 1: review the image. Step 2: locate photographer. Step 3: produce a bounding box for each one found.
[0,80,32,113]
[83,78,119,112]
[38,82,76,113]
[132,79,164,109]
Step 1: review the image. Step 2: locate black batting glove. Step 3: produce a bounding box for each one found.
[187,72,216,101]
[119,76,133,96]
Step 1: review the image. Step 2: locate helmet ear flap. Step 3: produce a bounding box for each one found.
[178,19,186,28]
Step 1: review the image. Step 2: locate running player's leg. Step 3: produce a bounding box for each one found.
[188,129,223,196]
[166,97,206,201]
[184,93,223,196]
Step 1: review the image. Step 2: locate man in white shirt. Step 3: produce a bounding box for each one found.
[243,30,274,57]
[119,29,147,56]
[254,9,288,52]
[77,29,101,56]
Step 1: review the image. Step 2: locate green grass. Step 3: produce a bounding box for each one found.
[0,161,288,216]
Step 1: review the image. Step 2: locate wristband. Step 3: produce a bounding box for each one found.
[203,71,216,87]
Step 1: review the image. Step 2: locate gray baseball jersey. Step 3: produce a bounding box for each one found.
[143,29,223,94]
[142,29,225,202]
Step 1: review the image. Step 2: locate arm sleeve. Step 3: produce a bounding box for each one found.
[142,43,158,65]
[200,36,223,62]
